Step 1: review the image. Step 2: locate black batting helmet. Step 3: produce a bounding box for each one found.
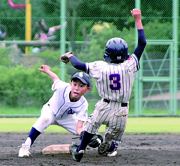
[104,38,129,63]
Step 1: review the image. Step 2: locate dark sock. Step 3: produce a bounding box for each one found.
[28,127,41,146]
[108,142,118,152]
[77,131,94,151]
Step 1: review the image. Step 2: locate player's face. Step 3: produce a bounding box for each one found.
[70,79,91,101]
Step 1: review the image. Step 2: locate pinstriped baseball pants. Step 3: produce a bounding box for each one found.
[83,99,128,143]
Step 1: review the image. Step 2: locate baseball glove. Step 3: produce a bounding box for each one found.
[59,52,73,64]
[88,134,103,148]
[79,131,103,148]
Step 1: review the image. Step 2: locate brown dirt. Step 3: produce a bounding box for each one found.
[0,133,180,166]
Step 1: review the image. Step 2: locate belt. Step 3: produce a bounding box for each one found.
[103,99,128,107]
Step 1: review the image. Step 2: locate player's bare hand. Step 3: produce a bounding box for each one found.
[131,9,141,21]
[38,65,50,73]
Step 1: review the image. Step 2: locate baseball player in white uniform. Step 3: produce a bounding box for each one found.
[18,65,91,157]
[60,9,147,162]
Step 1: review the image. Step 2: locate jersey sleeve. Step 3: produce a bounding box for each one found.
[69,56,86,71]
[51,79,68,91]
[126,54,140,72]
[85,61,106,79]
[134,29,146,61]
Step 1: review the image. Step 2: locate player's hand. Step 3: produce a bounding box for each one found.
[38,65,50,73]
[131,9,141,21]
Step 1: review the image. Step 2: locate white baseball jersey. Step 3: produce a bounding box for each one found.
[85,54,139,103]
[47,79,88,121]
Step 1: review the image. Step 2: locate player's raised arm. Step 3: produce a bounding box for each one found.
[38,65,59,82]
[131,9,146,61]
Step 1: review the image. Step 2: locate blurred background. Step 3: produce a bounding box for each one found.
[0,0,179,117]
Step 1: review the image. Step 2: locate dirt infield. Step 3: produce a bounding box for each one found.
[0,133,180,166]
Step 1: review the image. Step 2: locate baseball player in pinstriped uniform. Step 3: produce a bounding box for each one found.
[60,9,146,162]
[18,65,92,157]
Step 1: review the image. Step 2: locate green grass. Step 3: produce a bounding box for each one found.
[125,117,180,134]
[141,109,170,115]
[0,117,180,134]
[0,105,42,115]
[2,103,179,117]
[1,104,180,134]
[0,101,97,116]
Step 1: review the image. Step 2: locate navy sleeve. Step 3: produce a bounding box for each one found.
[134,29,147,61]
[69,56,86,72]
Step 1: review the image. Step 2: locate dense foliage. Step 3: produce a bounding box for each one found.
[0,0,177,42]
[0,0,179,112]
[0,19,178,111]
[0,55,71,107]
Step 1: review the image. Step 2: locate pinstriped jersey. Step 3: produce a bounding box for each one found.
[85,54,139,103]
[47,79,88,121]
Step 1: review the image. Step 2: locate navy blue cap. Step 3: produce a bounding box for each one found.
[71,72,91,87]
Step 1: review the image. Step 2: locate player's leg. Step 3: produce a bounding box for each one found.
[69,121,95,162]
[29,104,55,146]
[53,21,67,31]
[53,25,61,30]
[69,131,94,162]
[40,19,49,33]
[18,104,55,157]
[98,133,120,157]
[70,101,105,162]
[98,107,128,156]
[56,114,78,135]
[48,27,56,36]
[56,115,92,162]
[78,100,108,148]
[47,21,67,36]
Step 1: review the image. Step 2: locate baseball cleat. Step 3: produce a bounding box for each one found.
[107,148,117,157]
[18,143,31,157]
[107,142,118,157]
[98,142,110,156]
[98,141,118,157]
[69,142,84,162]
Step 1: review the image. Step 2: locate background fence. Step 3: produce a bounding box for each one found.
[0,0,179,117]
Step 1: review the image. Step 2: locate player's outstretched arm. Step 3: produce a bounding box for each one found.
[131,9,143,30]
[38,65,59,82]
[131,9,146,61]
[60,52,86,72]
